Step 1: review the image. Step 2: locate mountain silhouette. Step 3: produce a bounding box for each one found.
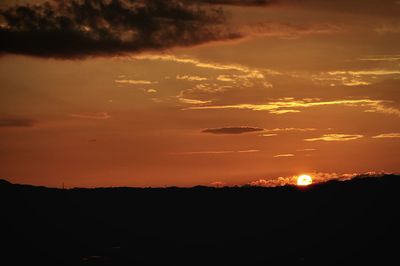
[0,174,399,265]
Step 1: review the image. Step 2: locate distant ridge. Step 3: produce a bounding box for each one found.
[0,179,11,186]
[0,174,399,265]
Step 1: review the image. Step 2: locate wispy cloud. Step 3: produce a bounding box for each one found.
[176,75,208,81]
[238,149,260,153]
[364,104,400,117]
[248,172,386,188]
[313,69,400,87]
[179,98,212,105]
[71,112,111,120]
[171,150,234,155]
[132,54,266,79]
[115,79,157,85]
[170,149,260,155]
[328,70,400,76]
[249,177,290,187]
[273,154,295,158]
[186,98,400,117]
[372,133,400,139]
[269,110,301,114]
[265,128,317,132]
[242,22,342,39]
[260,133,277,137]
[305,134,363,142]
[359,55,400,62]
[202,126,264,134]
[217,75,236,82]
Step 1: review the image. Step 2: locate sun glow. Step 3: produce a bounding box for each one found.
[297,174,313,186]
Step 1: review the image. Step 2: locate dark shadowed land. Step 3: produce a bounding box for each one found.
[1,175,399,265]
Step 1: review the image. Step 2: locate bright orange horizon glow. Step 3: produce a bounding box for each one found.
[297,175,313,186]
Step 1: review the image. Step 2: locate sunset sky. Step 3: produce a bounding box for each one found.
[1,0,399,187]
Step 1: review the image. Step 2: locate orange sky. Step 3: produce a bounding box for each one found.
[0,0,399,187]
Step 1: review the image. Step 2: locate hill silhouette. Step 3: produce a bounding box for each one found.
[0,175,399,265]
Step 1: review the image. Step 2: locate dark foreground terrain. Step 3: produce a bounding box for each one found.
[1,175,399,265]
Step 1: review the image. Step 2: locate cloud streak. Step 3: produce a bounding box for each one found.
[179,98,211,105]
[133,54,266,78]
[186,98,400,117]
[71,112,111,120]
[264,127,317,132]
[202,126,264,134]
[0,0,238,58]
[176,75,208,81]
[372,133,400,139]
[273,154,294,158]
[170,149,260,155]
[242,22,342,39]
[305,134,363,142]
[115,79,156,85]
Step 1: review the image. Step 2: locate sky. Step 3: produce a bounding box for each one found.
[0,0,399,188]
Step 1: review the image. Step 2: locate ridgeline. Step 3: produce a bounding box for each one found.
[1,174,399,265]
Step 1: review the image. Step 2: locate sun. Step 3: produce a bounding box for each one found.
[297,174,313,186]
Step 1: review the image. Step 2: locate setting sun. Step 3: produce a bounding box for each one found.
[297,175,313,186]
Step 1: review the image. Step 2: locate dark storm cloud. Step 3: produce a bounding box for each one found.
[0,0,239,58]
[0,118,36,127]
[202,126,264,134]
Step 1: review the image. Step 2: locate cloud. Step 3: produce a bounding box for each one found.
[132,54,266,78]
[217,75,236,82]
[265,128,317,132]
[268,109,301,114]
[249,177,291,187]
[115,79,157,85]
[176,75,208,81]
[238,149,260,153]
[170,149,260,155]
[273,154,294,158]
[260,133,277,137]
[329,70,400,76]
[179,98,211,105]
[305,134,363,142]
[296,148,316,152]
[248,171,385,188]
[186,98,400,117]
[202,126,264,134]
[372,133,400,139]
[364,103,400,117]
[171,150,235,155]
[0,0,238,58]
[313,69,400,87]
[242,22,342,39]
[132,55,275,106]
[71,112,111,120]
[0,118,36,127]
[359,55,400,62]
